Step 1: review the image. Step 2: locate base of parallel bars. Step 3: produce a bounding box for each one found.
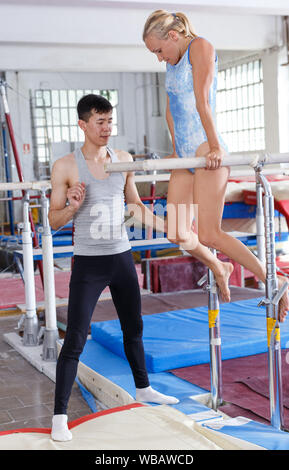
[23,315,39,347]
[42,328,59,362]
[268,346,284,431]
[210,387,223,411]
[210,377,223,411]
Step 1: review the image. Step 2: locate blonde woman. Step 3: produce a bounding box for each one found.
[143,10,288,320]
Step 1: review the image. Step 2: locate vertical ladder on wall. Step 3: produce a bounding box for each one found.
[29,90,52,181]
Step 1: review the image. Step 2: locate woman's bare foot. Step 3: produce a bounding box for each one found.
[213,261,234,302]
[277,276,289,323]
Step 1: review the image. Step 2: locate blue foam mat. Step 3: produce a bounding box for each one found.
[80,339,209,416]
[202,419,289,450]
[91,297,289,373]
[75,377,98,413]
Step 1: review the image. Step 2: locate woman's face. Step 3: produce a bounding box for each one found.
[145,32,181,65]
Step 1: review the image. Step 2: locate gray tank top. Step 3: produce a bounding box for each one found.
[72,146,131,256]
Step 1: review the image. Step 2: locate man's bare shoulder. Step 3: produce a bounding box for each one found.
[52,152,75,170]
[52,153,77,176]
[51,153,78,187]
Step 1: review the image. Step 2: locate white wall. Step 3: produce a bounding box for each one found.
[278,46,289,153]
[262,50,280,153]
[260,45,289,154]
[0,4,283,72]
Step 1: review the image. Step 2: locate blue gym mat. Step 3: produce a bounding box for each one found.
[79,339,209,417]
[202,418,289,450]
[91,297,289,373]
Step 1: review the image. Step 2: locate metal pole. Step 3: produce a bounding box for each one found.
[1,122,15,235]
[256,180,265,289]
[198,252,223,411]
[40,188,59,361]
[145,153,158,259]
[20,191,39,346]
[256,168,286,430]
[0,79,44,285]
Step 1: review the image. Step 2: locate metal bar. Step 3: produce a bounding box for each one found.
[105,153,289,173]
[128,165,289,183]
[256,180,265,289]
[0,80,44,285]
[0,166,288,190]
[145,153,158,259]
[209,275,222,408]
[1,123,15,234]
[20,191,39,347]
[40,188,59,362]
[198,258,223,411]
[256,170,285,430]
[207,255,223,411]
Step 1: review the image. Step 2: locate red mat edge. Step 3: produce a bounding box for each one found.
[0,403,145,436]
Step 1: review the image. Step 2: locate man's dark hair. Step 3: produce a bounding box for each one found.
[77,94,113,122]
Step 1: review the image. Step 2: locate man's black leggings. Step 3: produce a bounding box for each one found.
[54,250,150,415]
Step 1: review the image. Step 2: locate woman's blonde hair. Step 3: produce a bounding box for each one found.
[142,10,197,41]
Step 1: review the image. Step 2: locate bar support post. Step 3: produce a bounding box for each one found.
[256,166,286,430]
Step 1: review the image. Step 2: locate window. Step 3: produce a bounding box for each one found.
[216,59,265,153]
[31,88,118,164]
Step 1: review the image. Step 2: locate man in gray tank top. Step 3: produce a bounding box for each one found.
[48,94,179,442]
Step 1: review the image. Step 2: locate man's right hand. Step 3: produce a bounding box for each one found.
[67,182,86,211]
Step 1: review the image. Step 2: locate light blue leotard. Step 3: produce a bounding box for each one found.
[165,38,228,173]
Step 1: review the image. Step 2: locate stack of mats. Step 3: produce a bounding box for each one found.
[142,254,243,293]
[77,297,289,450]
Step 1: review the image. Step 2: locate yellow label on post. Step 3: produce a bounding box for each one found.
[208,309,219,328]
[267,318,281,346]
[275,327,280,344]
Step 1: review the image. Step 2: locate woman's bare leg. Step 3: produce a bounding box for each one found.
[166,167,233,302]
[193,142,288,322]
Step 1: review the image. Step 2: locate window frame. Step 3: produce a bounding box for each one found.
[216,58,265,153]
[31,88,119,165]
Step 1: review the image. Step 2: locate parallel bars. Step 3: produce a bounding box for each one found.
[106,152,289,429]
[1,151,288,428]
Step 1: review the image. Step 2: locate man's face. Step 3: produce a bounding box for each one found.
[79,109,113,146]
